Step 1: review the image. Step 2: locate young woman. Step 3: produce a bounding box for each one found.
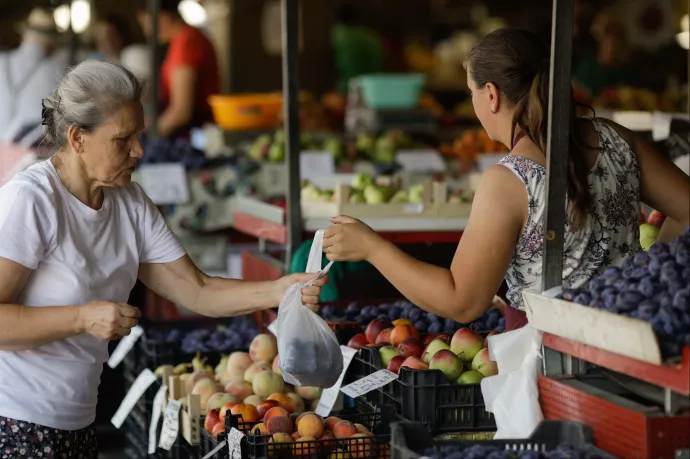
[323,28,690,331]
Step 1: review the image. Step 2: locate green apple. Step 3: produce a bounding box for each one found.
[363,185,387,204]
[349,192,365,204]
[324,137,343,160]
[378,346,400,368]
[268,143,285,162]
[640,223,660,251]
[249,135,271,161]
[408,184,425,203]
[301,184,322,201]
[356,134,375,154]
[351,173,374,191]
[455,370,483,384]
[389,191,409,203]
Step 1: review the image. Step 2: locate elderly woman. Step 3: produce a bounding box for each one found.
[0,61,325,457]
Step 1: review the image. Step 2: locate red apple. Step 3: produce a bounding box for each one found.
[375,328,393,345]
[400,356,429,371]
[648,210,666,229]
[211,421,225,438]
[387,355,406,374]
[204,409,221,432]
[347,333,369,350]
[397,337,423,359]
[365,318,393,344]
[423,334,449,345]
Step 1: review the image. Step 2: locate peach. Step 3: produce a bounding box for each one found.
[365,318,393,344]
[387,355,405,375]
[192,379,223,409]
[224,377,254,400]
[422,339,451,364]
[257,399,280,419]
[294,437,317,456]
[251,423,268,435]
[471,348,498,377]
[226,351,253,375]
[346,333,369,350]
[243,394,264,406]
[294,411,311,428]
[266,415,294,435]
[349,433,372,458]
[324,417,342,431]
[185,370,214,393]
[329,449,351,459]
[244,361,272,383]
[390,324,419,346]
[267,392,294,412]
[264,406,290,424]
[219,402,239,422]
[450,328,484,362]
[204,410,220,432]
[287,393,305,413]
[374,328,393,345]
[270,433,294,452]
[211,422,225,439]
[397,337,423,359]
[291,431,302,441]
[354,424,370,434]
[253,371,285,398]
[392,319,413,327]
[230,403,260,423]
[207,392,238,414]
[321,432,336,450]
[297,413,324,438]
[401,356,429,371]
[272,355,282,376]
[249,333,278,363]
[429,349,464,381]
[295,386,322,401]
[333,420,358,438]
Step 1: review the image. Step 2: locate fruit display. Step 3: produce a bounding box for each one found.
[351,130,422,164]
[301,174,427,206]
[440,128,509,162]
[640,210,666,251]
[423,443,607,459]
[558,227,690,358]
[248,130,344,163]
[139,138,208,171]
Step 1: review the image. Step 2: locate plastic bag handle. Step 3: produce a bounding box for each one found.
[305,230,325,274]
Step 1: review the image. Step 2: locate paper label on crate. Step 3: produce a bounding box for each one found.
[227,427,245,459]
[201,440,226,459]
[300,151,336,188]
[267,320,278,336]
[315,346,358,417]
[148,385,169,454]
[340,369,398,398]
[403,202,424,214]
[136,163,190,205]
[395,150,446,173]
[107,325,144,369]
[159,399,182,451]
[111,368,157,428]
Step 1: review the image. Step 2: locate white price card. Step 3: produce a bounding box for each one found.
[267,320,278,336]
[136,163,190,205]
[403,203,424,214]
[201,440,226,459]
[111,369,157,428]
[107,325,144,369]
[227,427,246,459]
[300,151,336,188]
[340,369,398,398]
[315,346,358,417]
[395,150,446,173]
[159,399,182,451]
[148,385,169,454]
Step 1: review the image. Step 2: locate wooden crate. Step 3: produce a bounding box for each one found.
[159,367,202,447]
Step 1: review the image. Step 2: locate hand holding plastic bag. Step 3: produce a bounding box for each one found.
[277,230,343,388]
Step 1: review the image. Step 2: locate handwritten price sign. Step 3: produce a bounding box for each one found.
[339,369,398,398]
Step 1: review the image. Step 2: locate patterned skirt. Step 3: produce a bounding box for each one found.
[0,416,98,459]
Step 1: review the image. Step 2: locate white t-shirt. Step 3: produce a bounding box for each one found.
[0,159,186,430]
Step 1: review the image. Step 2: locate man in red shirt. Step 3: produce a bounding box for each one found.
[138,0,220,138]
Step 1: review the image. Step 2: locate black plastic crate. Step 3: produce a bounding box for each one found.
[352,346,495,433]
[199,420,227,459]
[390,421,618,459]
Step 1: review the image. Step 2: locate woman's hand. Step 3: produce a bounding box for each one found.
[323,216,381,262]
[78,301,141,340]
[276,273,329,312]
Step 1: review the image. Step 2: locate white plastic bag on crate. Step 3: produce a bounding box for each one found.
[480,325,544,439]
[277,230,342,388]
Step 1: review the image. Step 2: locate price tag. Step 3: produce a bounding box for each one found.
[107,325,144,369]
[136,163,190,205]
[652,111,673,141]
[403,203,424,214]
[300,151,335,188]
[111,369,157,428]
[159,399,182,451]
[315,346,358,417]
[267,320,278,336]
[148,385,169,454]
[201,440,226,459]
[395,150,446,173]
[227,427,245,459]
[340,369,398,398]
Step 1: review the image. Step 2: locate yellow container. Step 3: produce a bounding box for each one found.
[208,94,283,130]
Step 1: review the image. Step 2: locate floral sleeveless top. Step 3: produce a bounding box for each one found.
[498,119,642,310]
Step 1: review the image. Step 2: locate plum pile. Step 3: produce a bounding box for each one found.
[558,227,690,358]
[147,317,258,354]
[140,138,207,171]
[423,443,606,459]
[321,301,504,333]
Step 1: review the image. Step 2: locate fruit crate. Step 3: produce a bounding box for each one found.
[351,346,495,433]
[390,420,617,459]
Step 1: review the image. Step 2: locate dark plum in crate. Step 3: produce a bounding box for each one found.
[353,346,494,433]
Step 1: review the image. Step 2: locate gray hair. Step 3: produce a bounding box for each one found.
[43,60,142,148]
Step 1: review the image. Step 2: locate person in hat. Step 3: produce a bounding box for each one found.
[0,8,70,144]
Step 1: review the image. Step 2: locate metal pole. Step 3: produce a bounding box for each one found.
[68,1,79,66]
[541,0,575,292]
[147,0,161,139]
[282,0,303,270]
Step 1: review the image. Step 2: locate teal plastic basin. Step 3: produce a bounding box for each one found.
[358,74,426,110]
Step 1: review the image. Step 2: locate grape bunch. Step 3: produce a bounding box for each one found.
[321,300,503,333]
[140,138,207,172]
[147,317,259,354]
[558,227,690,358]
[423,443,605,459]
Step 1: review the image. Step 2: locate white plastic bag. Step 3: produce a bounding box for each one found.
[277,230,343,388]
[481,325,544,439]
